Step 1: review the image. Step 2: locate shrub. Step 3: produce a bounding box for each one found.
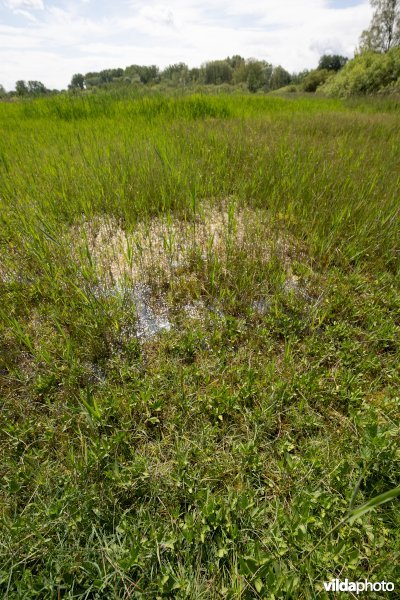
[302,69,331,92]
[322,47,400,96]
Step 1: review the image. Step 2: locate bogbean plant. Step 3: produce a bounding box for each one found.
[0,92,399,598]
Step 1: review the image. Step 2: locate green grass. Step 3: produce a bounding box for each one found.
[0,92,399,598]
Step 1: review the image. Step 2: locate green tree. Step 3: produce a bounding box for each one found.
[291,70,310,84]
[269,65,292,90]
[136,65,160,84]
[84,73,101,88]
[246,60,272,92]
[318,54,348,71]
[162,63,189,85]
[303,69,331,92]
[204,60,233,84]
[232,62,248,84]
[226,55,245,70]
[99,68,123,83]
[27,81,48,95]
[69,73,85,90]
[360,0,400,52]
[125,65,159,84]
[188,67,201,83]
[15,80,28,96]
[0,84,6,97]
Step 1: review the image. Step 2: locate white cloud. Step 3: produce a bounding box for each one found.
[6,0,44,10]
[0,0,372,90]
[12,9,37,21]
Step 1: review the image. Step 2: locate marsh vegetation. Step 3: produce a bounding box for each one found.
[0,92,399,598]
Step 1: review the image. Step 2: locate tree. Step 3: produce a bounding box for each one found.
[27,81,48,95]
[84,72,101,88]
[15,80,28,96]
[291,70,310,84]
[99,68,123,83]
[189,67,201,82]
[124,65,159,84]
[303,69,331,92]
[0,84,6,97]
[204,60,233,85]
[15,80,48,96]
[137,65,160,84]
[226,55,245,70]
[246,60,272,92]
[318,54,348,71]
[232,62,248,84]
[69,73,85,90]
[162,63,189,85]
[269,65,292,90]
[360,0,400,52]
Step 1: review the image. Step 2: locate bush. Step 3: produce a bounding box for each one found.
[302,69,331,92]
[318,54,348,72]
[322,48,400,97]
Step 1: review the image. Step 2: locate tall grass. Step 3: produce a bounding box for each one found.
[1,93,398,269]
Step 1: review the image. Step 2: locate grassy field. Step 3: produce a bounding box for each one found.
[0,92,399,598]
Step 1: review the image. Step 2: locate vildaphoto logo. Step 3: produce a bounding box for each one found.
[323,579,395,594]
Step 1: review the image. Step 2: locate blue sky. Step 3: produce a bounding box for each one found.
[0,0,372,90]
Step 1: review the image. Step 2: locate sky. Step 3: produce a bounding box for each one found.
[0,0,372,90]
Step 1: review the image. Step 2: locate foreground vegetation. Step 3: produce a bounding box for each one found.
[0,93,399,598]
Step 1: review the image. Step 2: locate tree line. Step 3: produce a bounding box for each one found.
[69,58,296,92]
[69,54,350,94]
[0,54,348,98]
